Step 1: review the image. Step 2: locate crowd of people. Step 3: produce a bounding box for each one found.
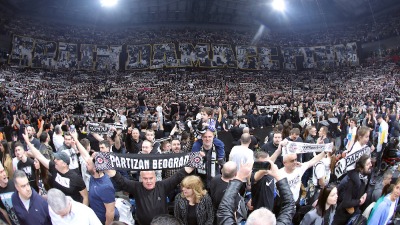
[0,56,398,225]
[0,6,399,224]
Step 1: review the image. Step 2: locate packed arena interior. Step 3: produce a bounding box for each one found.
[0,0,400,225]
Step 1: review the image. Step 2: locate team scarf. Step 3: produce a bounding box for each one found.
[282,141,333,156]
[94,151,204,171]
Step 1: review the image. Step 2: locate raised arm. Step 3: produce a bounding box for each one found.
[306,151,326,169]
[270,139,287,163]
[36,119,44,139]
[22,128,50,169]
[70,131,90,162]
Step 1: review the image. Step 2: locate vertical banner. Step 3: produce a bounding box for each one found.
[259,47,279,70]
[325,46,335,68]
[9,35,35,67]
[125,44,151,70]
[79,44,95,70]
[178,43,194,67]
[282,47,301,70]
[151,43,179,69]
[211,44,237,68]
[57,42,78,69]
[346,42,359,66]
[334,44,346,67]
[109,45,122,70]
[193,43,212,67]
[301,47,315,69]
[96,45,110,70]
[32,40,57,69]
[314,46,327,69]
[236,45,258,70]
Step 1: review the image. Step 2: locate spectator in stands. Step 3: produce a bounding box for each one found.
[229,133,254,171]
[15,142,38,192]
[52,125,64,151]
[376,114,389,172]
[250,150,283,211]
[47,188,102,225]
[345,118,358,150]
[174,175,214,225]
[0,140,13,178]
[106,165,195,225]
[261,131,284,168]
[210,161,237,214]
[38,131,54,160]
[151,214,183,225]
[72,132,117,225]
[55,132,80,174]
[0,162,20,225]
[11,170,52,225]
[24,131,88,205]
[192,130,225,190]
[300,184,338,225]
[280,148,326,203]
[371,170,393,202]
[368,178,400,224]
[125,128,142,154]
[217,160,295,225]
[25,125,40,150]
[333,154,372,225]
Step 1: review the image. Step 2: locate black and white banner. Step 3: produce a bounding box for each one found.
[283,141,333,155]
[334,145,371,178]
[9,34,359,71]
[94,152,203,171]
[87,122,126,134]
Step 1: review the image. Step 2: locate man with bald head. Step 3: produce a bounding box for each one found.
[210,161,238,211]
[280,150,326,202]
[242,127,258,150]
[229,133,254,171]
[106,166,195,225]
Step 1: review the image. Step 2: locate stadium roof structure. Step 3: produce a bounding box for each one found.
[2,0,400,28]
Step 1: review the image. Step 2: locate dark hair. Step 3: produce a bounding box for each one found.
[99,140,110,148]
[382,184,394,197]
[355,154,371,172]
[43,123,51,130]
[14,142,24,151]
[151,214,183,225]
[316,184,337,217]
[1,140,10,156]
[39,131,48,143]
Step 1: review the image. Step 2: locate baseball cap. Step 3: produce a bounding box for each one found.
[54,152,70,165]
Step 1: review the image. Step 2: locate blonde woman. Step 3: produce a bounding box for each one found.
[174,175,214,225]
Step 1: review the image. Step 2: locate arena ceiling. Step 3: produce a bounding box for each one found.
[2,0,400,28]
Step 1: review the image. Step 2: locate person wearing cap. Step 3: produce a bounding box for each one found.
[22,129,89,206]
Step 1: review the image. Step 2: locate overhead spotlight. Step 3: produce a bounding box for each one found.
[272,0,286,12]
[100,0,118,7]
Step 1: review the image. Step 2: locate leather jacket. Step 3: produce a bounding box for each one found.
[217,178,295,225]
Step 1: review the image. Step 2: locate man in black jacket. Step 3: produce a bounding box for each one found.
[332,154,372,225]
[217,160,295,225]
[106,166,195,225]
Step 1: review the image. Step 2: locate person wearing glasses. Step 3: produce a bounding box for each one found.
[280,149,326,203]
[300,184,338,225]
